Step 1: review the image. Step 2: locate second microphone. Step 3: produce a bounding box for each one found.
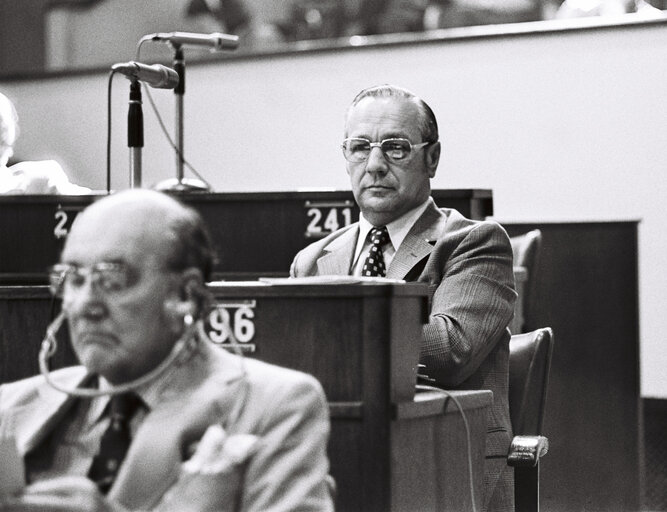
[112,61,179,89]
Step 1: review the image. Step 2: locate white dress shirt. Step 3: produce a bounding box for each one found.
[351,198,431,276]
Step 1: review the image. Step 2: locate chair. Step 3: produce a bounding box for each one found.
[507,327,554,512]
[510,229,542,333]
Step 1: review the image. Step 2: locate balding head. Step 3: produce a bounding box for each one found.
[68,189,214,282]
[59,190,215,383]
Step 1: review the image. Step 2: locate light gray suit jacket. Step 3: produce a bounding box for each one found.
[0,341,333,512]
[291,199,517,509]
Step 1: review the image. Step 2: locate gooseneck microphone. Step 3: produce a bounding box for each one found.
[136,31,238,191]
[148,31,239,51]
[112,61,179,89]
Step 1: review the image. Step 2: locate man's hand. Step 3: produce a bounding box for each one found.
[1,476,128,512]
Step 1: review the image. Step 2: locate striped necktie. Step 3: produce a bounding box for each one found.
[87,392,142,494]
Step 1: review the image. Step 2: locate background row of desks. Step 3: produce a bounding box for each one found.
[0,189,492,284]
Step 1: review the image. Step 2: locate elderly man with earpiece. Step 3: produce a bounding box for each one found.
[0,189,333,511]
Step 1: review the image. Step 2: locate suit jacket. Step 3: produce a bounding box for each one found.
[0,341,333,512]
[291,199,517,508]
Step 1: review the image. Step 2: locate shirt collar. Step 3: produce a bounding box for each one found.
[356,198,431,259]
[132,335,204,412]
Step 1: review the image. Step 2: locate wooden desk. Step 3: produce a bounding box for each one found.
[0,282,490,511]
[0,189,492,284]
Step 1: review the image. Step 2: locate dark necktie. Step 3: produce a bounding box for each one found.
[361,226,390,277]
[88,392,143,494]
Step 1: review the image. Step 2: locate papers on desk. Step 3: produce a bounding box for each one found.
[259,276,405,285]
[207,280,271,287]
[207,276,406,286]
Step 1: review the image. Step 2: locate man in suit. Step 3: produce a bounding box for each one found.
[291,84,517,511]
[0,189,333,511]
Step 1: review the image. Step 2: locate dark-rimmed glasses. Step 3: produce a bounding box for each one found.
[341,138,433,163]
[48,262,136,297]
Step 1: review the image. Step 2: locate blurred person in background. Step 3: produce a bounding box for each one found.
[556,0,663,17]
[185,0,287,50]
[0,91,89,195]
[422,0,542,30]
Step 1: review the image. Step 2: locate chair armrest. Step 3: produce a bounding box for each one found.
[507,435,549,467]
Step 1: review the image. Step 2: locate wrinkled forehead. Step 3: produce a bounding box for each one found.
[345,96,422,139]
[62,199,177,267]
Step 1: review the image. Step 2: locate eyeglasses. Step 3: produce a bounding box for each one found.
[341,138,433,163]
[48,262,136,297]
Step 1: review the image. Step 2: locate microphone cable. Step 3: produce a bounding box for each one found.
[106,69,115,194]
[106,59,211,192]
[142,86,212,189]
[134,38,212,190]
[39,312,197,398]
[417,383,478,512]
[38,295,248,405]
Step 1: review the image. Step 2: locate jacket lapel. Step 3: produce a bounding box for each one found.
[7,369,89,456]
[386,200,448,280]
[316,225,359,276]
[109,343,248,511]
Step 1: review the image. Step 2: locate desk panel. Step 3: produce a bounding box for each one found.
[0,189,492,284]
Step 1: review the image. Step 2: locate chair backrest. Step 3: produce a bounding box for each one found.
[510,229,543,332]
[508,327,554,435]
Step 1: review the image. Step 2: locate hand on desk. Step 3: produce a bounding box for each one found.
[1,476,127,512]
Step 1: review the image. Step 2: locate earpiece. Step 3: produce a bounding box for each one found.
[164,298,194,318]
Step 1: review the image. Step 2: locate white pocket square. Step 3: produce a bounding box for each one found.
[184,425,259,474]
[154,425,259,512]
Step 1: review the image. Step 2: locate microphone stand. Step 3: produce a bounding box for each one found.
[154,45,210,192]
[128,80,143,188]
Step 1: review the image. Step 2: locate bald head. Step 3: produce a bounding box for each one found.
[65,189,214,282]
[66,190,184,264]
[74,188,183,219]
[59,190,215,382]
[62,190,214,325]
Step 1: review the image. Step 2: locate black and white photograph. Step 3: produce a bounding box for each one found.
[1,1,666,510]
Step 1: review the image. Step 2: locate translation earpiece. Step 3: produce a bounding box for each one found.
[164,298,194,318]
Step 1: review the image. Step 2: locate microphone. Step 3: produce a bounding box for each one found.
[148,31,239,51]
[112,61,179,89]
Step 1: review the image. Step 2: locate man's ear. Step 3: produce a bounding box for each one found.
[180,267,204,302]
[165,268,204,320]
[426,141,441,178]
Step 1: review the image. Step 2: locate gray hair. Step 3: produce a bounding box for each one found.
[162,197,217,319]
[345,84,439,143]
